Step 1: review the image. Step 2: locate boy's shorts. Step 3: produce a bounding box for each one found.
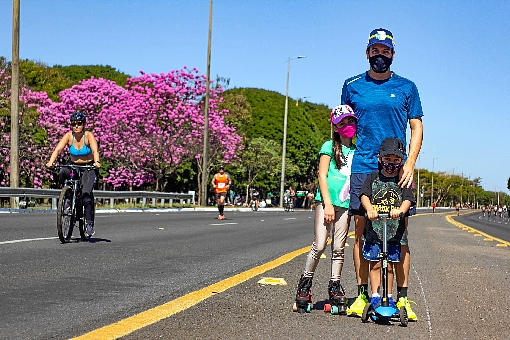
[362,242,401,262]
[348,173,369,216]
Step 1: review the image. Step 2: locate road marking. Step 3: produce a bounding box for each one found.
[283,217,297,220]
[0,237,58,245]
[445,215,510,247]
[209,222,238,226]
[72,232,354,339]
[412,263,433,337]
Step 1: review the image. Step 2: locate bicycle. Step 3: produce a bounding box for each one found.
[250,198,259,211]
[51,164,96,243]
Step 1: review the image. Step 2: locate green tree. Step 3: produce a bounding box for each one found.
[53,64,130,87]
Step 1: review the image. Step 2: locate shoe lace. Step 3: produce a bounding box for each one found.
[400,297,417,308]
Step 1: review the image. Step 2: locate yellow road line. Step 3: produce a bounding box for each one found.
[73,231,353,339]
[445,215,510,247]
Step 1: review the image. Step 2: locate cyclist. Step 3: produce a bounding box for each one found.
[248,188,260,210]
[46,111,101,236]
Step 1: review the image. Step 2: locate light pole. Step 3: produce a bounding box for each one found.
[431,157,438,206]
[279,56,306,207]
[200,0,213,206]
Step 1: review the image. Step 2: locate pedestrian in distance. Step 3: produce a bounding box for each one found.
[359,137,414,312]
[341,28,423,319]
[211,165,231,220]
[294,105,357,314]
[46,111,101,237]
[456,202,461,216]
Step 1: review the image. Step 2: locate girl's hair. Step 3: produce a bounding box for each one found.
[332,131,348,170]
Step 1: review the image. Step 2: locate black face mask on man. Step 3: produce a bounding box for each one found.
[368,54,393,73]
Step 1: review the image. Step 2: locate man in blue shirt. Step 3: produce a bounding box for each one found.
[342,28,423,320]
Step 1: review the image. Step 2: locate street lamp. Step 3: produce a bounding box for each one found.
[431,157,438,206]
[280,56,306,207]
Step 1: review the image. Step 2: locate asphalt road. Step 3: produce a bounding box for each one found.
[1,209,508,339]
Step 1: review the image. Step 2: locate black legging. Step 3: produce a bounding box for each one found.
[59,165,97,223]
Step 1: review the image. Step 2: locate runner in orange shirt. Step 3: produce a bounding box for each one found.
[211,165,231,220]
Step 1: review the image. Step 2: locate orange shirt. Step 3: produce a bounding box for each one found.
[214,173,229,194]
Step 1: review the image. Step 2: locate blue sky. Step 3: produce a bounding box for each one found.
[1,0,509,194]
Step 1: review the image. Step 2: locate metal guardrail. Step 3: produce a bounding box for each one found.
[0,187,194,209]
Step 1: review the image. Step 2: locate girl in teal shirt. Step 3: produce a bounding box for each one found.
[293,105,356,314]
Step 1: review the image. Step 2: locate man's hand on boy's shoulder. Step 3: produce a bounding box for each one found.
[398,162,415,188]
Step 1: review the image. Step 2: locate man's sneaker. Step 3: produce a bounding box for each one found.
[397,296,417,320]
[346,292,368,316]
[86,222,95,236]
[369,295,381,308]
[218,215,222,220]
[388,296,397,310]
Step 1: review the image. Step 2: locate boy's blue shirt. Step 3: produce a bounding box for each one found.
[341,71,423,174]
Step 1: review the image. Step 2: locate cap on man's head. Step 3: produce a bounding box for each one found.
[367,28,395,50]
[219,165,224,170]
[379,137,405,159]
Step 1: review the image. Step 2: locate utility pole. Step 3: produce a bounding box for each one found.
[200,0,213,206]
[10,0,20,208]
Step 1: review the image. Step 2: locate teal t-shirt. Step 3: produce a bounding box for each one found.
[314,140,355,208]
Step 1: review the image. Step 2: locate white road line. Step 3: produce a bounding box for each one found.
[0,237,58,245]
[209,222,239,226]
[412,263,433,336]
[284,217,297,220]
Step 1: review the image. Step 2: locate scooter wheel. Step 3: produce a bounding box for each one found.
[399,306,408,327]
[361,302,371,323]
[330,305,339,315]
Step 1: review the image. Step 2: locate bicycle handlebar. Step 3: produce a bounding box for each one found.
[49,164,96,171]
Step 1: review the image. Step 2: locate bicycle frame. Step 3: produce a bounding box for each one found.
[54,164,95,243]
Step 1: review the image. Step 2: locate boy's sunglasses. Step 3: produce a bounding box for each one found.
[71,121,84,127]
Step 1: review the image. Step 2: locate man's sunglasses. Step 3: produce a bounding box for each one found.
[71,121,84,127]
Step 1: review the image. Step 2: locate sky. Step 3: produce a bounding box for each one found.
[1,0,509,194]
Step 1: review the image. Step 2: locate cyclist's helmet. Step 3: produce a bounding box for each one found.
[69,111,86,122]
[330,105,356,125]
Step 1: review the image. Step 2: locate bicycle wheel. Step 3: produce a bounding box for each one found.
[57,187,74,243]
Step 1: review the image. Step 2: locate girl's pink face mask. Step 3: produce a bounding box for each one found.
[336,123,356,138]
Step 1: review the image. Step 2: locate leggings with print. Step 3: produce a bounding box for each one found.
[302,203,349,281]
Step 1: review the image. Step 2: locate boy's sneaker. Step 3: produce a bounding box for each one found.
[346,292,368,316]
[86,222,95,236]
[369,296,381,308]
[397,296,417,320]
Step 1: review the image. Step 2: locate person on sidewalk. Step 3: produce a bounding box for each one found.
[359,138,414,313]
[294,105,356,313]
[341,28,423,319]
[211,165,231,220]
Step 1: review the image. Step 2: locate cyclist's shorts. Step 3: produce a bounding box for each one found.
[363,242,401,262]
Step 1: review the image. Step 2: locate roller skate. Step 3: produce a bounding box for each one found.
[292,275,313,313]
[324,280,348,315]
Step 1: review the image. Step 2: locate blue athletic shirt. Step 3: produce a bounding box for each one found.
[69,132,92,157]
[341,72,423,174]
